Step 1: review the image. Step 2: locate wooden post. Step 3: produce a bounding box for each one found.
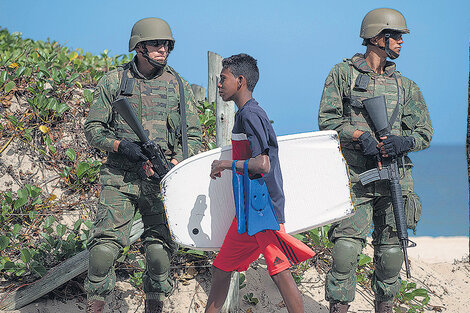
[208,51,238,312]
[191,84,206,103]
[0,219,144,310]
[208,51,235,147]
[467,43,470,261]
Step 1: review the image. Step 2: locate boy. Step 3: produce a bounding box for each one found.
[206,54,315,313]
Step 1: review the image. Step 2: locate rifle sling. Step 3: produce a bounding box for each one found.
[172,71,189,160]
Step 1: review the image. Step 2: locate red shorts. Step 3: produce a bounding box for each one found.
[213,218,315,276]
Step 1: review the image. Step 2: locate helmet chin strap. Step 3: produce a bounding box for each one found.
[141,45,167,70]
[377,33,399,60]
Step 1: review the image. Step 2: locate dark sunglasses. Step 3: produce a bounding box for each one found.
[145,40,169,47]
[384,32,403,41]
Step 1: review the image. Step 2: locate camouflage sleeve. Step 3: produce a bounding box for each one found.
[168,78,202,161]
[401,78,433,152]
[84,71,120,152]
[318,63,357,144]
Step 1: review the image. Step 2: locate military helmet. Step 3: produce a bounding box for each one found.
[129,17,175,52]
[360,8,409,39]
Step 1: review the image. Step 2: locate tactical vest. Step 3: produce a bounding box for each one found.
[343,59,404,149]
[107,63,185,169]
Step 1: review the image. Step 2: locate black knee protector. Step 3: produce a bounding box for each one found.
[88,243,119,281]
[145,243,171,280]
[374,245,403,283]
[331,238,362,280]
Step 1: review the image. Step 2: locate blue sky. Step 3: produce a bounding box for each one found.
[1,0,469,145]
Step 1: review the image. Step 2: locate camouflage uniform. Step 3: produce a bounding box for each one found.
[84,57,202,301]
[318,53,432,303]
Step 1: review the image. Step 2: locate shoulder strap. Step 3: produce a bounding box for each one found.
[118,63,134,97]
[171,70,189,160]
[388,73,402,129]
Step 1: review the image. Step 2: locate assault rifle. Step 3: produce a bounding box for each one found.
[358,95,416,278]
[112,98,173,182]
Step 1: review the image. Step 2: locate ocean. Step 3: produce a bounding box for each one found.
[410,145,468,237]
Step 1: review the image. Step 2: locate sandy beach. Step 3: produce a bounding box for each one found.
[4,236,468,313]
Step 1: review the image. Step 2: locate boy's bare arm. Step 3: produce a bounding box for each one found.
[210,152,270,179]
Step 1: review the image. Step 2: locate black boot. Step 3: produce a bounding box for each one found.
[330,302,350,313]
[375,300,393,313]
[86,299,105,313]
[145,299,164,313]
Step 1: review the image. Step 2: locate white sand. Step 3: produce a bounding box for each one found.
[5,236,468,313]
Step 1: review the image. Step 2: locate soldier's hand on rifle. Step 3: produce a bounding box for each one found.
[358,131,380,158]
[381,135,415,157]
[117,140,148,162]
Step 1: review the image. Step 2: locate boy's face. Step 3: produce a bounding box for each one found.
[218,67,238,102]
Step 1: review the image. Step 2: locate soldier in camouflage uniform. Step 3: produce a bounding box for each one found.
[83,18,202,313]
[318,8,433,313]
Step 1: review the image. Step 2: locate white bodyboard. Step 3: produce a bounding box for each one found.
[160,130,354,250]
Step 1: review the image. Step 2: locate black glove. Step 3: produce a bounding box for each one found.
[357,131,380,159]
[382,135,415,157]
[117,140,148,162]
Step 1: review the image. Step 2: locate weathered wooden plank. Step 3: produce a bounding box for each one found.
[191,83,206,103]
[0,219,144,310]
[208,50,238,312]
[208,51,235,148]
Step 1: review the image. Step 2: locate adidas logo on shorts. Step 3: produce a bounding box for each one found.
[273,257,284,266]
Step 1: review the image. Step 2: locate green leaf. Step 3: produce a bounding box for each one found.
[14,187,29,210]
[358,254,371,266]
[76,161,91,178]
[66,148,76,161]
[293,233,306,242]
[0,236,9,250]
[44,215,56,228]
[73,219,83,231]
[185,249,205,256]
[4,81,16,93]
[29,185,42,199]
[3,191,13,204]
[3,261,15,270]
[23,67,32,78]
[55,102,69,115]
[31,261,47,277]
[83,220,93,229]
[208,142,217,150]
[20,248,31,263]
[406,282,417,290]
[56,224,67,237]
[412,288,429,297]
[28,210,38,221]
[12,224,22,236]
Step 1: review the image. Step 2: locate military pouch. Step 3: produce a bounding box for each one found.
[404,192,421,231]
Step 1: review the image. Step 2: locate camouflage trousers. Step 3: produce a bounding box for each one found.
[84,164,176,301]
[325,163,421,303]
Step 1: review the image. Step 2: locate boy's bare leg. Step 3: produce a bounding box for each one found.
[205,266,233,313]
[271,269,305,313]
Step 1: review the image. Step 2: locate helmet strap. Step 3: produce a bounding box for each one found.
[141,44,167,71]
[383,33,399,60]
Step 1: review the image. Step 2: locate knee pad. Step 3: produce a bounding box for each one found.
[331,238,362,280]
[374,245,403,282]
[145,243,171,279]
[88,244,118,280]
